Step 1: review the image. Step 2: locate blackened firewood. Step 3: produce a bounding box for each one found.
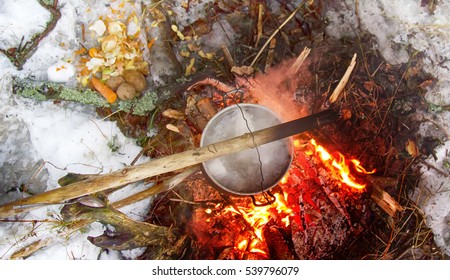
[263,225,297,260]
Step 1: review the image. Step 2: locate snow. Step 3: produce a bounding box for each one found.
[14,98,143,183]
[0,0,152,260]
[198,20,238,52]
[326,0,450,255]
[171,0,215,27]
[47,60,76,82]
[412,124,450,255]
[326,0,450,104]
[0,0,50,49]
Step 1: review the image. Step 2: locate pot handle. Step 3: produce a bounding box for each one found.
[251,190,276,207]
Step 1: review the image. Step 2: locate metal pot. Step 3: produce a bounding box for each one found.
[200,104,293,196]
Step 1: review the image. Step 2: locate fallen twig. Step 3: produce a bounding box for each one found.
[0,1,61,70]
[290,47,311,74]
[264,38,276,72]
[112,166,200,209]
[221,45,236,69]
[328,53,357,104]
[10,238,53,260]
[250,2,305,67]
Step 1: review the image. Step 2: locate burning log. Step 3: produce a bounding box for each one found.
[289,179,353,260]
[263,225,297,260]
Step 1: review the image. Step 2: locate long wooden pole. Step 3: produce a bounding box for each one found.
[0,109,338,218]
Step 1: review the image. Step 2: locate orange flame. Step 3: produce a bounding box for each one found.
[309,138,375,190]
[220,192,293,253]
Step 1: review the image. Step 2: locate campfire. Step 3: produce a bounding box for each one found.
[146,55,388,259]
[178,132,378,260]
[209,137,376,257]
[0,39,409,261]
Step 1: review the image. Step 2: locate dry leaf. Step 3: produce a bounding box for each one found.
[198,50,214,59]
[405,139,419,157]
[363,81,376,92]
[231,65,254,76]
[341,108,352,120]
[162,109,186,120]
[185,58,195,76]
[418,79,434,89]
[188,43,201,52]
[180,51,190,57]
[166,123,181,133]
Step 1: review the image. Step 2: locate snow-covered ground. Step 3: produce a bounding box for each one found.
[0,0,449,259]
[326,0,450,256]
[0,0,153,259]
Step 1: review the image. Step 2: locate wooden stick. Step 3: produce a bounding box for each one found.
[112,166,200,209]
[328,53,357,104]
[290,47,311,74]
[368,176,403,217]
[0,110,338,218]
[264,38,276,72]
[250,2,304,67]
[255,3,264,47]
[0,1,61,70]
[221,45,235,68]
[10,238,53,260]
[370,186,403,217]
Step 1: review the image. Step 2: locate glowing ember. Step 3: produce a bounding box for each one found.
[218,192,294,254]
[250,248,266,254]
[309,138,375,190]
[237,240,248,251]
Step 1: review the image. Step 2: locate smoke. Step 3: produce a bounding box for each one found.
[236,56,315,121]
[202,105,292,195]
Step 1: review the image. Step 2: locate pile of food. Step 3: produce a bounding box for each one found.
[77,17,149,102]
